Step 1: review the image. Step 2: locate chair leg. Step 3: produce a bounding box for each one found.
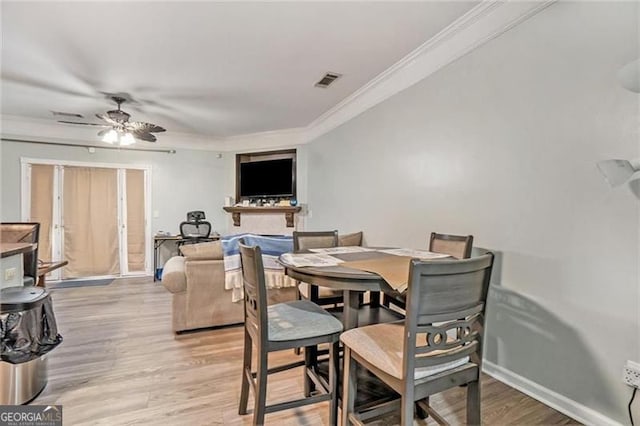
[467,380,481,426]
[303,345,317,397]
[253,349,268,426]
[368,291,379,308]
[294,283,302,356]
[238,329,252,415]
[400,395,415,426]
[342,347,357,426]
[381,293,391,308]
[415,397,429,419]
[328,341,339,426]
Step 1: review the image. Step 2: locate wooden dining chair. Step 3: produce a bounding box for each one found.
[341,251,494,426]
[429,232,474,259]
[293,230,344,306]
[384,232,475,310]
[291,231,343,362]
[237,241,343,426]
[0,222,40,286]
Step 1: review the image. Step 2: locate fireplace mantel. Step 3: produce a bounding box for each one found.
[223,206,302,228]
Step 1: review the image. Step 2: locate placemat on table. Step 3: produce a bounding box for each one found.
[341,255,413,293]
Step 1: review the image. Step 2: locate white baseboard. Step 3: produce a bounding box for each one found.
[483,360,622,426]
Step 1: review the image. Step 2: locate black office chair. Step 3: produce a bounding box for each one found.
[186,211,206,222]
[0,222,40,286]
[179,211,213,246]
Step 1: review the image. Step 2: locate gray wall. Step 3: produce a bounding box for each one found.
[0,141,232,236]
[307,1,638,423]
[1,140,310,239]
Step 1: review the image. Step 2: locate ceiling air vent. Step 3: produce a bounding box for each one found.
[315,72,342,88]
[51,111,84,118]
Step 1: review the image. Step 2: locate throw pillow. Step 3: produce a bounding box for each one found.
[179,241,223,260]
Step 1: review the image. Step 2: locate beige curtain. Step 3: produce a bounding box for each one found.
[30,164,54,261]
[63,167,119,278]
[126,169,146,272]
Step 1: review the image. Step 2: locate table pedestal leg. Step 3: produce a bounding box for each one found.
[343,290,361,331]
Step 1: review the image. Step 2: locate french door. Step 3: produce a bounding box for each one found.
[21,158,152,280]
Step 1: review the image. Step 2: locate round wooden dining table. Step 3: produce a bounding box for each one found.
[279,250,405,331]
[280,249,416,410]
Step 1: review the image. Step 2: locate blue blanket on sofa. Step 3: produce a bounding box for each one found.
[221,234,296,302]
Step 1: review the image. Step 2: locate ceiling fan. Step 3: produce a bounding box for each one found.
[58,96,166,144]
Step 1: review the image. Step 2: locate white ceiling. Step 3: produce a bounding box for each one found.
[1,1,477,140]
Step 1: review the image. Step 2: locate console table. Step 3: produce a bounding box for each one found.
[223,206,302,228]
[37,260,69,287]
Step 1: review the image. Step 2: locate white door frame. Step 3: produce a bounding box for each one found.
[20,157,153,278]
[117,168,129,276]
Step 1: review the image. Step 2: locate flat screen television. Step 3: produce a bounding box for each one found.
[239,158,294,198]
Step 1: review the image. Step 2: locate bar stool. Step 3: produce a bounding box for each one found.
[237,240,343,426]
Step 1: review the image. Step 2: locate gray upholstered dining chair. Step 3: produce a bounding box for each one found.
[237,240,343,426]
[341,251,494,426]
[293,230,344,306]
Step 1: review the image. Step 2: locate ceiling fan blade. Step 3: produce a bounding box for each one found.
[144,108,200,133]
[128,121,166,133]
[96,113,121,127]
[58,120,109,127]
[97,128,111,137]
[132,131,157,142]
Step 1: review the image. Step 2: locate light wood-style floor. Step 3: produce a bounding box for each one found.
[33,277,579,425]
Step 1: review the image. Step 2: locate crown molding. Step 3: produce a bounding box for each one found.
[0,113,306,152]
[1,0,555,153]
[228,0,556,149]
[219,127,307,152]
[305,0,556,142]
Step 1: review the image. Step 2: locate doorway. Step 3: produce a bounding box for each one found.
[21,158,152,281]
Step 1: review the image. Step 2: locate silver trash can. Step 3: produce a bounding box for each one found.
[0,286,62,404]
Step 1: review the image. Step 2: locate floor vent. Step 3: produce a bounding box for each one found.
[315,72,342,88]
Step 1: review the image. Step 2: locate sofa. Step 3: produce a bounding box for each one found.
[162,240,295,333]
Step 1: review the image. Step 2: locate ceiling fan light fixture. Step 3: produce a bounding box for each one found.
[120,133,136,146]
[102,129,136,146]
[102,129,118,144]
[59,96,164,144]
